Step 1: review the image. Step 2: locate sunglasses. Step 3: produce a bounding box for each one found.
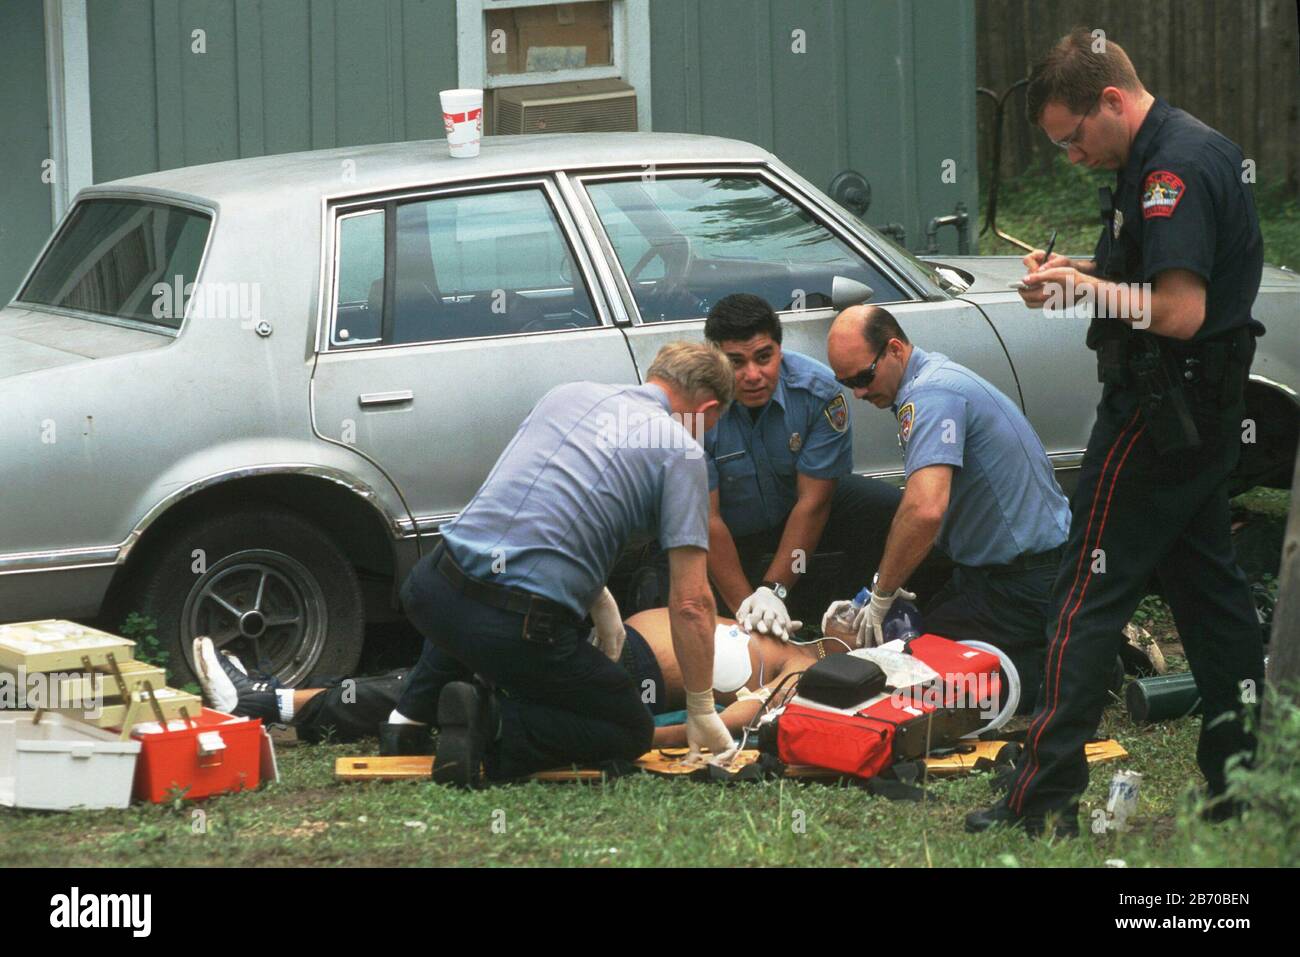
[1051,92,1102,151]
[835,346,886,390]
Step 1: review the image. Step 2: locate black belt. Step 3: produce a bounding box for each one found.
[436,548,581,642]
[1005,544,1065,572]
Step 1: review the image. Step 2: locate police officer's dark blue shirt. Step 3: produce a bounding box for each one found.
[1095,97,1265,340]
[441,381,711,617]
[704,350,852,537]
[894,347,1069,567]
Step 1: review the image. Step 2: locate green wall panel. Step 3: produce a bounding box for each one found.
[0,0,54,302]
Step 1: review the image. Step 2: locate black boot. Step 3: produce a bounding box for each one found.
[379,723,435,756]
[965,797,1080,838]
[432,682,494,788]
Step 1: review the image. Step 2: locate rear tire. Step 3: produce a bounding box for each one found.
[121,507,365,687]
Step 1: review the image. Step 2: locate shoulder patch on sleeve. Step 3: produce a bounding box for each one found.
[1142,170,1185,219]
[897,402,915,444]
[823,394,848,432]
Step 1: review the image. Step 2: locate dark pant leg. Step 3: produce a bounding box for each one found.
[1155,483,1264,796]
[922,563,1055,715]
[294,670,409,743]
[1009,405,1168,814]
[397,551,653,780]
[394,551,475,725]
[1010,392,1239,815]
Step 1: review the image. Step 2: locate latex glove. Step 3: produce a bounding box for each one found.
[685,688,738,766]
[589,587,626,662]
[820,599,858,637]
[736,586,803,641]
[855,586,917,648]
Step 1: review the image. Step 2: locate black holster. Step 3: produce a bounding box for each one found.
[1128,333,1201,455]
[1087,316,1130,386]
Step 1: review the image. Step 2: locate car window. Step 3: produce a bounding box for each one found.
[332,209,386,345]
[585,176,907,323]
[383,187,598,345]
[19,198,211,331]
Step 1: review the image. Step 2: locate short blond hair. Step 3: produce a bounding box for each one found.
[647,341,735,408]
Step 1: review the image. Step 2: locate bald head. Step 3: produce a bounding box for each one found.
[826,305,912,409]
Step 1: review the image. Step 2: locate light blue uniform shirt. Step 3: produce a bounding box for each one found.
[704,350,853,538]
[441,381,710,617]
[893,347,1069,566]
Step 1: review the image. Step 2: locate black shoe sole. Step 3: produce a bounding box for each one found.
[433,682,486,788]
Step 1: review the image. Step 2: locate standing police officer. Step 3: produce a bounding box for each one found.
[823,306,1070,713]
[386,342,738,785]
[702,293,904,638]
[968,30,1265,836]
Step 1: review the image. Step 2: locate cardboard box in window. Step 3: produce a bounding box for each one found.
[487,2,613,76]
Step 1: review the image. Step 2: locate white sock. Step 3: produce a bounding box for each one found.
[387,709,425,726]
[277,689,295,723]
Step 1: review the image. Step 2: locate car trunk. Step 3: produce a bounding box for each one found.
[0,306,171,379]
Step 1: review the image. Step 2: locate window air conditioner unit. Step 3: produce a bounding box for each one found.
[493,79,637,135]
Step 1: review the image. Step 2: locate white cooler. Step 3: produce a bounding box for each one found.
[0,712,141,810]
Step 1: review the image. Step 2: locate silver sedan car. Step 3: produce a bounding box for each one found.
[2,133,1296,683]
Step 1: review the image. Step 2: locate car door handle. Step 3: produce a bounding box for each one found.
[358,390,414,408]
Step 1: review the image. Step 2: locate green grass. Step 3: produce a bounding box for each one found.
[0,697,1294,867]
[978,154,1300,270]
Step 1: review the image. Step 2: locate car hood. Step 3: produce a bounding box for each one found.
[0,305,171,379]
[923,255,1300,296]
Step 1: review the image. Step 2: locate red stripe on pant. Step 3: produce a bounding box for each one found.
[1010,411,1144,812]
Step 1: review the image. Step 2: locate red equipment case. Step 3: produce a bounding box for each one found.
[130,708,265,802]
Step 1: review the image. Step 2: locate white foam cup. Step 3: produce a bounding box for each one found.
[440,88,483,158]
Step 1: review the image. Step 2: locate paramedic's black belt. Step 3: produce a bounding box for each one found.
[437,549,581,639]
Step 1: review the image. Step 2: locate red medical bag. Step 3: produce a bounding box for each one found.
[774,634,1003,779]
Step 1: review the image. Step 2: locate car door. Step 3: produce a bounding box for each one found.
[564,166,1023,481]
[310,176,638,547]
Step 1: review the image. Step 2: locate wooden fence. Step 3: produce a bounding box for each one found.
[975,0,1299,192]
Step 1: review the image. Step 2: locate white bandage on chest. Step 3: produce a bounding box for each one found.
[712,624,754,693]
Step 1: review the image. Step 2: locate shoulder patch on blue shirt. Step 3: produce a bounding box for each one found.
[823,394,848,432]
[897,402,915,444]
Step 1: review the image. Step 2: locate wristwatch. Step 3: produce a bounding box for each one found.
[760,580,789,601]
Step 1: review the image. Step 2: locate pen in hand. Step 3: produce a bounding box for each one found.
[1038,229,1058,270]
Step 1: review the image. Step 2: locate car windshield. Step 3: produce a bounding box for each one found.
[19,198,212,331]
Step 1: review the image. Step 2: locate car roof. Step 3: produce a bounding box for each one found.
[83,133,775,210]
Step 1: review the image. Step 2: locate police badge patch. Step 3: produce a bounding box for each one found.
[1142,170,1185,219]
[824,394,848,432]
[788,432,803,452]
[897,402,915,444]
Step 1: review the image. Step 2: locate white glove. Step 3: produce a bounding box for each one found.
[820,599,858,637]
[736,586,803,641]
[589,587,626,662]
[854,586,917,648]
[685,689,738,766]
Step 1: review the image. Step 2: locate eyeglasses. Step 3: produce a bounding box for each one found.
[835,346,886,390]
[1051,92,1102,151]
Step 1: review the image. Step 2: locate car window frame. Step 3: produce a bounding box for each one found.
[568,164,928,328]
[320,175,613,354]
[12,190,219,339]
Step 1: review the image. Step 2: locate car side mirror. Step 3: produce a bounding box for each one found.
[831,276,874,310]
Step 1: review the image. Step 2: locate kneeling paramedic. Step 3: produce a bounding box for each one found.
[702,293,906,640]
[385,342,739,785]
[822,306,1070,715]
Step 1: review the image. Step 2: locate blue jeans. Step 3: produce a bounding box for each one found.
[395,547,654,781]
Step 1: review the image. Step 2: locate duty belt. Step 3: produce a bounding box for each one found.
[436,548,582,643]
[1005,544,1065,572]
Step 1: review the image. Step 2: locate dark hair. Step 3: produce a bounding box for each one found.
[862,306,909,352]
[1026,27,1142,125]
[704,293,782,346]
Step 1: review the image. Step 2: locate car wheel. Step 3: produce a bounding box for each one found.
[129,507,364,686]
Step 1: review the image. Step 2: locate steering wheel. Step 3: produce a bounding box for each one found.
[628,235,696,310]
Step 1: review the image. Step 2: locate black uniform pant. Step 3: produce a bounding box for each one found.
[1009,382,1263,815]
[394,547,654,781]
[921,553,1060,715]
[293,670,408,744]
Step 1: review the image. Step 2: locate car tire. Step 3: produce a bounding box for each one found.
[126,507,365,687]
